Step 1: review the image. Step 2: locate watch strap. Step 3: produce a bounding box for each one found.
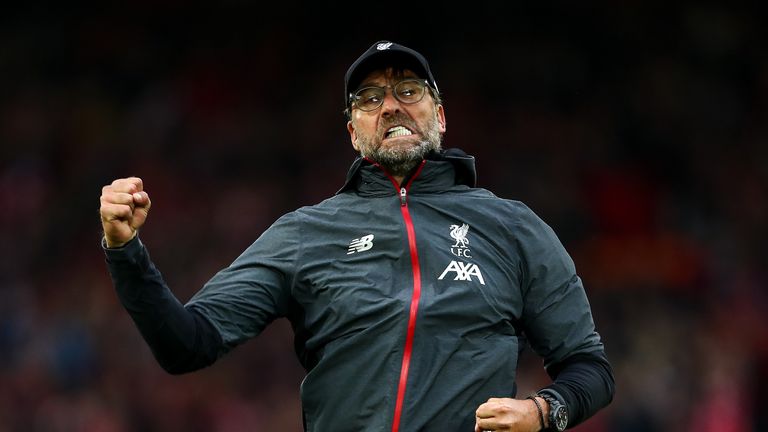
[536,389,568,431]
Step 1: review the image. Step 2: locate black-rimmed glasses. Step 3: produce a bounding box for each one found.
[349,79,429,112]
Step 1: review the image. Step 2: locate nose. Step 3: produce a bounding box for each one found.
[380,88,403,117]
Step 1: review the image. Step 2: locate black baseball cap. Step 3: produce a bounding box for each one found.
[344,40,439,109]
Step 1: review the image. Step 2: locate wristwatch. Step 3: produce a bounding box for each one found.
[537,390,568,431]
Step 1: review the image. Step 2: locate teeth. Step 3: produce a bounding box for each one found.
[386,126,413,138]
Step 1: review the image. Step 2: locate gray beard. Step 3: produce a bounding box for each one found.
[355,114,443,177]
[365,138,440,177]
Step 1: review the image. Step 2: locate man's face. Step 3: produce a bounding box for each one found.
[346,68,446,177]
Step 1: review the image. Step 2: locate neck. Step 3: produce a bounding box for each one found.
[361,156,413,187]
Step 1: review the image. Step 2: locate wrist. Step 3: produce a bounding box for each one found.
[104,231,137,249]
[526,395,547,431]
[536,389,569,432]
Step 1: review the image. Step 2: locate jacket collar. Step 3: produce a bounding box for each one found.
[336,148,477,195]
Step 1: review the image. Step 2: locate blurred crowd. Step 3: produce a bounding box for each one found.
[1,3,766,431]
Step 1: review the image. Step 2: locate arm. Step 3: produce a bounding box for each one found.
[99,177,297,373]
[104,235,222,374]
[100,177,221,373]
[540,350,614,426]
[517,206,615,428]
[474,334,614,430]
[475,205,614,431]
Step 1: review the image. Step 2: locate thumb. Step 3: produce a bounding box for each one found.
[130,192,151,229]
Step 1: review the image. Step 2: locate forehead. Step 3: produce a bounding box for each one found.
[359,68,421,87]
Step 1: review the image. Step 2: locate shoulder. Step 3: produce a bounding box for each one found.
[291,193,354,217]
[459,187,543,223]
[279,193,369,229]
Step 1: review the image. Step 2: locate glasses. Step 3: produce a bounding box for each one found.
[349,79,429,112]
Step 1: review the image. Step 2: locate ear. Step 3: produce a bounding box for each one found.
[436,104,446,133]
[347,120,360,151]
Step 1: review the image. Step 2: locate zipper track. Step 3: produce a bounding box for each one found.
[380,161,426,432]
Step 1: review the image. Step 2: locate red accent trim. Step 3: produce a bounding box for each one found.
[390,160,426,432]
[404,161,427,190]
[363,157,427,192]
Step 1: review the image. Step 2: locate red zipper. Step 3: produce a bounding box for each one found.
[369,160,427,432]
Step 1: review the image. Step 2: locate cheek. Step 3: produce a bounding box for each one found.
[355,118,379,138]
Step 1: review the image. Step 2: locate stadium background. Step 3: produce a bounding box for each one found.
[1,3,766,431]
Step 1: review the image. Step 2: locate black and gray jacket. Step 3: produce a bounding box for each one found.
[104,148,614,431]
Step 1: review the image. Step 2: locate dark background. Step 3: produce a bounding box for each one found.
[1,2,766,431]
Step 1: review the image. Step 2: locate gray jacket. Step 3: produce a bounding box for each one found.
[179,150,610,431]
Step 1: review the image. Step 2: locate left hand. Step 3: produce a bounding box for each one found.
[474,397,543,432]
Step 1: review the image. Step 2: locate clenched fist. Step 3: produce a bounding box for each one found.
[475,397,546,432]
[100,177,151,248]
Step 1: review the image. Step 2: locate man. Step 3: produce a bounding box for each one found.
[100,40,614,431]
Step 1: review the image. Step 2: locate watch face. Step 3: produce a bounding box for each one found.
[554,406,568,431]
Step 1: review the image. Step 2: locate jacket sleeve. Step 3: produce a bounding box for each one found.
[104,212,299,374]
[104,235,222,374]
[185,212,299,353]
[514,204,615,427]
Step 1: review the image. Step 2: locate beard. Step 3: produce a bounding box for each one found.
[353,110,443,177]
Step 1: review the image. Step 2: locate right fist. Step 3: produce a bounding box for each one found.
[100,177,152,248]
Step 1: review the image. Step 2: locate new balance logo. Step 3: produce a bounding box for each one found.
[438,260,486,285]
[348,234,375,254]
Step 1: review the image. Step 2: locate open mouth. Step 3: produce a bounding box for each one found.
[384,125,414,139]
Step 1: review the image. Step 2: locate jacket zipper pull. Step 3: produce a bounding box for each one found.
[400,187,407,206]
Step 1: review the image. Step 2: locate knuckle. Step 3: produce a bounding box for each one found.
[101,191,119,204]
[129,176,143,189]
[117,205,132,217]
[110,178,139,193]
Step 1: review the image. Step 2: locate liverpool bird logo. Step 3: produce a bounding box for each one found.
[450,224,470,248]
